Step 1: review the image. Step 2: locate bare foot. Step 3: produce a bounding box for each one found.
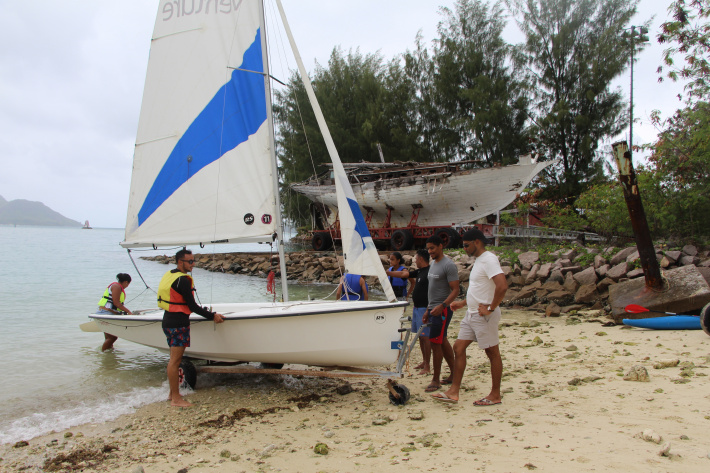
[170,398,193,408]
[418,368,431,375]
[414,362,425,370]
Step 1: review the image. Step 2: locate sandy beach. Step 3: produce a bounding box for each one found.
[3,308,709,473]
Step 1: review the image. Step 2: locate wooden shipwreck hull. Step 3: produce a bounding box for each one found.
[291,156,555,228]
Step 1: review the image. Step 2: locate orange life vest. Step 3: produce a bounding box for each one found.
[157,270,194,315]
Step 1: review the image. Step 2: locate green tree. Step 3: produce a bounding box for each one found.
[428,0,531,165]
[647,101,710,238]
[658,0,710,101]
[274,48,427,226]
[507,0,641,202]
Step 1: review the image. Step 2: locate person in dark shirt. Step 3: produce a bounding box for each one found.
[157,249,224,407]
[407,250,432,374]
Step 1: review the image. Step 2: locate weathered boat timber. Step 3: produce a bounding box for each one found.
[292,155,555,228]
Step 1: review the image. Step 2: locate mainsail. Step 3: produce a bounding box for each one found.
[123,1,278,248]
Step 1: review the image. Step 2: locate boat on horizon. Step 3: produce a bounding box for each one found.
[82,220,92,229]
[90,0,407,368]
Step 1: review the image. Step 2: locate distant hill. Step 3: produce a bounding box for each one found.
[0,196,81,227]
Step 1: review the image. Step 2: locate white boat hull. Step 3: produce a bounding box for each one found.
[91,300,407,366]
[293,157,554,227]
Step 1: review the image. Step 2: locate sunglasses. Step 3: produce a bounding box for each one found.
[182,259,196,264]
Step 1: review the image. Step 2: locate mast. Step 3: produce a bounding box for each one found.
[260,1,289,302]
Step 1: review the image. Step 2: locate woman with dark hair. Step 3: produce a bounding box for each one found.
[386,252,408,301]
[97,273,133,351]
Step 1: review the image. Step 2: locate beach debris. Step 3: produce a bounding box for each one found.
[653,359,680,369]
[64,432,73,438]
[565,345,578,351]
[595,331,607,336]
[658,442,672,457]
[524,463,538,470]
[314,443,329,455]
[408,410,425,421]
[531,336,543,346]
[624,365,650,382]
[219,449,231,458]
[130,466,144,473]
[637,429,663,444]
[178,469,188,473]
[324,430,335,438]
[13,441,28,448]
[372,417,389,425]
[336,383,354,395]
[260,444,276,457]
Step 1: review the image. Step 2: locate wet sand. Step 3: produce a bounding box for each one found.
[3,309,710,472]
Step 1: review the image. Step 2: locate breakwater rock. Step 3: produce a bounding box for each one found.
[142,243,710,314]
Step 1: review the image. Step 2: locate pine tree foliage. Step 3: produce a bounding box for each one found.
[506,0,640,202]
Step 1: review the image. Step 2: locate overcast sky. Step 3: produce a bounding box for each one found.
[0,0,685,228]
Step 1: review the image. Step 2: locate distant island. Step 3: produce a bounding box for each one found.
[0,195,81,227]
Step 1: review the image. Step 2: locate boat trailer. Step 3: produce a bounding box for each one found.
[179,314,426,406]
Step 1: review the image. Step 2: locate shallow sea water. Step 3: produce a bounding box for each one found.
[0,226,336,444]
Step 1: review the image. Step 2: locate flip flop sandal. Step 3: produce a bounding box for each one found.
[474,398,502,406]
[431,393,458,403]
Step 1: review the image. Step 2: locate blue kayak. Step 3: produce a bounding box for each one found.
[623,316,701,330]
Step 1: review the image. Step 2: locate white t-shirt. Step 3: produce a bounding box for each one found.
[466,250,504,310]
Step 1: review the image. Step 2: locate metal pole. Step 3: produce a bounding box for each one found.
[629,33,634,161]
[611,141,665,290]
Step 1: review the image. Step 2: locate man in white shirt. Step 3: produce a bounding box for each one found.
[432,228,507,405]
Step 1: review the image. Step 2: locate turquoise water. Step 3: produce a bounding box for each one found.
[0,226,336,444]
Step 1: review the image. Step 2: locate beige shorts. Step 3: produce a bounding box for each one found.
[457,308,501,349]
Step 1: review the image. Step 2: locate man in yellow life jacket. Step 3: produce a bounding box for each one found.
[97,273,133,351]
[159,249,224,407]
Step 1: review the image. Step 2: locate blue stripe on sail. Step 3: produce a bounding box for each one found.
[347,197,371,250]
[137,29,267,225]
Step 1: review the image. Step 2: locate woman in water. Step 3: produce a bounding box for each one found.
[97,273,133,351]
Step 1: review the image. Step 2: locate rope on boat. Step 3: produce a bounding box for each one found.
[127,249,155,294]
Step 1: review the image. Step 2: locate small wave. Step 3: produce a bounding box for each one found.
[0,383,175,445]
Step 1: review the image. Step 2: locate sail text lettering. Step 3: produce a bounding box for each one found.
[162,0,241,21]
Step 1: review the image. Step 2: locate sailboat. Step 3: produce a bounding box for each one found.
[89,0,407,367]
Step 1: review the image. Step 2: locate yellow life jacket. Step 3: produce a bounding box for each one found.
[98,282,125,310]
[157,270,194,314]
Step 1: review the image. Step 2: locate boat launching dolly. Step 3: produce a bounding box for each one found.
[180,314,426,406]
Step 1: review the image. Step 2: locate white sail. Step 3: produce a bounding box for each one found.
[122,0,277,248]
[274,0,397,302]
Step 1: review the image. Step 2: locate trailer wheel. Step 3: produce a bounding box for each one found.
[390,229,414,251]
[259,363,285,369]
[701,303,710,337]
[436,228,461,249]
[312,232,333,251]
[388,383,410,406]
[178,359,197,389]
